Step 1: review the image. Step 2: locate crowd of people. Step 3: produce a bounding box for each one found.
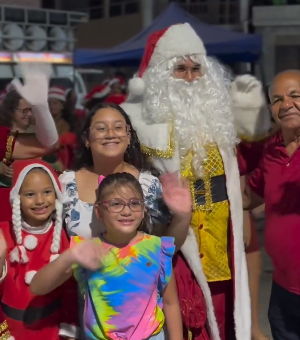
[0,22,297,340]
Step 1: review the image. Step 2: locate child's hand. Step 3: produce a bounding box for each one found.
[0,230,7,259]
[160,173,192,217]
[70,240,110,271]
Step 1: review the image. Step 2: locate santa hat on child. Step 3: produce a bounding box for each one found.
[48,86,67,102]
[129,23,206,96]
[83,84,111,105]
[9,160,63,269]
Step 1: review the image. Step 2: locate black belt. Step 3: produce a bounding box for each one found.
[1,298,62,325]
[194,174,228,206]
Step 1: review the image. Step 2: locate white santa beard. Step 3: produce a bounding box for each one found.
[143,76,237,176]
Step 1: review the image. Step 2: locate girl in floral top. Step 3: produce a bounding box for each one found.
[31,172,189,340]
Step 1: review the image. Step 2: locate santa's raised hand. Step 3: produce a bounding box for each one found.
[160,173,192,217]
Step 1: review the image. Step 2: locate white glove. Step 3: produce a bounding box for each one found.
[231,75,265,108]
[12,63,52,106]
[231,75,270,138]
[12,62,58,147]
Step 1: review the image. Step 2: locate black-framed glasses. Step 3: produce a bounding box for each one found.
[98,199,145,213]
[16,107,32,115]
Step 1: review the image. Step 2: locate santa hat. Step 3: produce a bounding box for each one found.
[129,23,206,96]
[48,86,67,102]
[109,76,126,89]
[83,84,111,105]
[9,160,63,265]
[105,94,127,105]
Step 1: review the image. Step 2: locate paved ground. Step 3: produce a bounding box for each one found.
[256,216,273,338]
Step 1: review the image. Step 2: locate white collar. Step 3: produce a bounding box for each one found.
[21,216,53,235]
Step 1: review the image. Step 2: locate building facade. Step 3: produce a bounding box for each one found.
[55,0,249,49]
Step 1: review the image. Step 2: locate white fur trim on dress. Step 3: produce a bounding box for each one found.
[9,246,20,263]
[7,336,15,340]
[50,254,60,262]
[23,235,38,250]
[59,323,79,338]
[231,75,270,139]
[149,23,206,68]
[25,270,37,285]
[219,147,251,340]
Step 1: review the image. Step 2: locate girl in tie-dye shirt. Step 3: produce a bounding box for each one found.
[30,172,186,340]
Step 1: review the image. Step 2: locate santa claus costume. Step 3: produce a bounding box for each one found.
[122,24,270,340]
[0,160,78,340]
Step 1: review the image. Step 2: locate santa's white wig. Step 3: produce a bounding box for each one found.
[9,162,63,263]
[140,53,237,176]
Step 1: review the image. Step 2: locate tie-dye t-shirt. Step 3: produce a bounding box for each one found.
[71,234,175,340]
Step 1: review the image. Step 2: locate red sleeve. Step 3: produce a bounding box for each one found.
[238,131,282,176]
[59,230,79,338]
[0,127,10,162]
[247,159,265,199]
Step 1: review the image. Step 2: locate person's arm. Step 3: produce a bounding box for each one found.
[12,63,58,147]
[30,249,73,295]
[162,272,182,340]
[242,161,265,211]
[30,238,110,295]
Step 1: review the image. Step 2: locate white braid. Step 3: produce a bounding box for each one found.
[12,197,22,245]
[51,200,63,253]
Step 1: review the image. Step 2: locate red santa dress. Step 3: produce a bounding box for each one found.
[0,159,78,340]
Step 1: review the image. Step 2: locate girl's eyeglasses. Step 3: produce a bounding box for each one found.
[98,199,145,213]
[89,123,130,138]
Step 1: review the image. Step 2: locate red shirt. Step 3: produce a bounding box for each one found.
[248,132,300,294]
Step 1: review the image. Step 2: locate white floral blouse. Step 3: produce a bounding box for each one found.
[59,171,171,239]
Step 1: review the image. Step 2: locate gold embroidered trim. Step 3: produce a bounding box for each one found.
[141,125,174,159]
[0,332,11,340]
[0,321,8,332]
[2,131,18,166]
[0,320,10,340]
[238,133,268,142]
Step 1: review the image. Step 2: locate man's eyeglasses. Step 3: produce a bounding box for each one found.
[16,107,32,115]
[173,65,202,78]
[89,123,130,138]
[98,199,145,213]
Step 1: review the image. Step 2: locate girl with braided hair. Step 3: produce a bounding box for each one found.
[0,159,78,340]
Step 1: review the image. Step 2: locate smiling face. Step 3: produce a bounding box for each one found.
[270,71,300,131]
[86,107,131,161]
[49,98,64,117]
[19,169,56,227]
[95,184,145,239]
[13,98,32,132]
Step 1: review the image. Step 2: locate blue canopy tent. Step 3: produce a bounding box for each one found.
[74,2,262,66]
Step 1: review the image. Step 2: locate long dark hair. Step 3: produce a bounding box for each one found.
[0,90,22,128]
[73,102,160,177]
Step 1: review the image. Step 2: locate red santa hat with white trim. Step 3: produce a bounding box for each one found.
[9,160,63,266]
[129,23,206,96]
[82,84,111,105]
[48,86,67,102]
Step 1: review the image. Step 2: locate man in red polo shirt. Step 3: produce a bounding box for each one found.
[244,69,300,340]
